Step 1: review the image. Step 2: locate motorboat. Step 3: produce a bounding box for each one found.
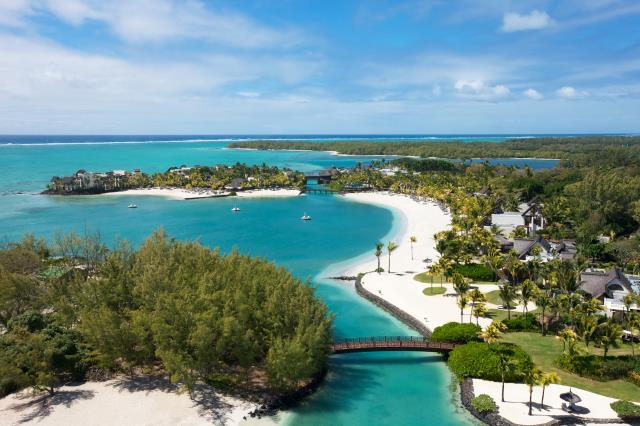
[231,206,240,212]
[128,203,137,209]
[301,213,311,221]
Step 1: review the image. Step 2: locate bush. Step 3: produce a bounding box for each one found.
[556,354,639,381]
[432,322,481,344]
[448,342,532,382]
[502,315,540,331]
[451,264,495,282]
[610,400,640,418]
[472,394,498,414]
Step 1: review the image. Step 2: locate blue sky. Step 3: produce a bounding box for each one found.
[0,0,639,134]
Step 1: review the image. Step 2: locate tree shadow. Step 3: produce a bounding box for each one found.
[9,389,95,424]
[110,375,179,394]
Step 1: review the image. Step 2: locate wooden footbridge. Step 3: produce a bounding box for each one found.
[330,336,456,355]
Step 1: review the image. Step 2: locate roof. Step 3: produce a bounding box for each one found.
[513,236,552,259]
[580,267,633,299]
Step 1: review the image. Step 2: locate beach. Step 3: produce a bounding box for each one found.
[101,188,301,200]
[0,377,256,426]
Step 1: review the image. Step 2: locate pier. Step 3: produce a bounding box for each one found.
[330,336,456,354]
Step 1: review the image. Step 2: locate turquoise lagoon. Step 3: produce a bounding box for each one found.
[0,138,483,425]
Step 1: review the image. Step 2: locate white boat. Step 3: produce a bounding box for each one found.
[231,206,240,212]
[301,213,311,221]
[128,203,137,209]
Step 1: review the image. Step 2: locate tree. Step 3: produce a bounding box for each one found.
[473,303,488,326]
[627,313,639,357]
[375,242,384,273]
[558,328,579,358]
[535,291,551,335]
[479,320,507,344]
[623,294,636,327]
[498,284,517,320]
[409,236,417,260]
[452,272,470,297]
[470,288,486,324]
[457,295,469,324]
[387,241,398,274]
[484,248,504,282]
[597,320,622,358]
[519,279,537,319]
[523,366,542,415]
[493,344,516,402]
[577,315,599,348]
[539,372,561,407]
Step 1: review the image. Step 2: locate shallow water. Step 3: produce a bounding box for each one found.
[0,136,483,425]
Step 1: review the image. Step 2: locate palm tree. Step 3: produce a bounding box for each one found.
[535,291,551,335]
[473,303,488,326]
[386,241,398,274]
[494,347,515,402]
[470,288,486,323]
[457,295,469,324]
[452,273,470,297]
[484,248,504,282]
[623,294,636,327]
[375,242,384,273]
[597,320,622,358]
[577,314,599,348]
[519,279,537,320]
[539,372,561,407]
[480,320,507,344]
[523,367,542,415]
[498,284,517,320]
[409,235,417,260]
[558,328,578,353]
[627,313,639,357]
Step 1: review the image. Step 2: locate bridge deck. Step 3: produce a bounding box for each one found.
[330,336,456,354]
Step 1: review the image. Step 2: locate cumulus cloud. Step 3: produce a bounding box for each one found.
[454,79,510,101]
[501,10,552,32]
[556,86,588,98]
[523,88,543,100]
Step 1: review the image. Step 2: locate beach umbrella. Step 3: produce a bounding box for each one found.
[559,389,582,404]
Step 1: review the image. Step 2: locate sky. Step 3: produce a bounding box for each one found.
[0,0,639,134]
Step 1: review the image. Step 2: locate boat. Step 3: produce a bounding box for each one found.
[301,213,311,221]
[231,206,240,212]
[128,203,137,209]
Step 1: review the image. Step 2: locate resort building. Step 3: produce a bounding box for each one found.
[494,235,577,262]
[490,200,545,236]
[580,267,639,318]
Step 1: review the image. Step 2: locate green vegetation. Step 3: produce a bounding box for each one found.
[503,332,640,401]
[610,400,640,418]
[484,290,503,305]
[471,394,498,414]
[450,263,495,282]
[422,287,446,296]
[431,322,480,343]
[413,271,445,284]
[47,163,305,194]
[448,342,532,382]
[0,231,332,397]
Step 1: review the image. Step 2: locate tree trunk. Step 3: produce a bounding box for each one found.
[541,310,545,336]
[460,308,463,324]
[388,254,391,274]
[501,373,505,402]
[528,386,533,415]
[507,306,511,320]
[377,256,380,273]
[411,245,414,260]
[541,385,546,406]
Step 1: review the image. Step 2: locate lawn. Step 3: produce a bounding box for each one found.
[484,289,503,305]
[485,308,539,322]
[503,332,640,402]
[423,287,446,296]
[413,272,446,284]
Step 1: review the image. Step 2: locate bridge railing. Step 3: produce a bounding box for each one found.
[330,336,456,352]
[333,336,429,344]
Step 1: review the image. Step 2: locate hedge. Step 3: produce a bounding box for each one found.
[431,322,481,344]
[448,342,532,382]
[502,315,540,331]
[451,264,495,282]
[555,354,640,381]
[610,400,640,418]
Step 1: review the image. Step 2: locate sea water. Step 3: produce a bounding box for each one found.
[0,136,497,425]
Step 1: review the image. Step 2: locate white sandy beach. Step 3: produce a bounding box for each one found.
[101,187,301,200]
[338,192,504,330]
[473,379,633,425]
[0,377,256,426]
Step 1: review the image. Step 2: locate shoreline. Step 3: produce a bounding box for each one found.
[98,187,302,200]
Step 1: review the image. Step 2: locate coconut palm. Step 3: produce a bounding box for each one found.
[535,290,551,335]
[597,320,622,358]
[623,293,636,327]
[484,248,504,282]
[523,367,542,415]
[494,346,515,402]
[627,313,639,357]
[558,328,578,353]
[409,235,417,260]
[470,288,486,323]
[473,303,488,326]
[457,295,469,324]
[452,272,470,297]
[386,241,398,274]
[519,279,537,320]
[539,372,561,407]
[498,284,517,320]
[577,314,599,348]
[375,242,384,273]
[480,320,507,344]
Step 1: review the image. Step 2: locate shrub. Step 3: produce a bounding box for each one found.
[448,342,531,382]
[432,322,481,344]
[556,354,639,381]
[472,394,498,414]
[610,400,640,418]
[451,264,495,282]
[502,315,540,331]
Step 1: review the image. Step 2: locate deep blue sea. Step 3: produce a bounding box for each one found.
[0,134,575,425]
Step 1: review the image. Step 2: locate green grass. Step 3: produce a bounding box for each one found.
[502,332,640,402]
[423,287,446,296]
[484,308,539,322]
[484,289,503,305]
[413,272,446,284]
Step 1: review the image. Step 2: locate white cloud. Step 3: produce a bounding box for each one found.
[454,80,510,101]
[0,0,34,27]
[523,88,543,100]
[501,10,552,32]
[556,86,588,98]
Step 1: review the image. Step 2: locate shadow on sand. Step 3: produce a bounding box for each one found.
[9,389,95,424]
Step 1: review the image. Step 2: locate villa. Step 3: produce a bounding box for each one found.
[494,235,577,262]
[490,200,545,236]
[580,267,640,318]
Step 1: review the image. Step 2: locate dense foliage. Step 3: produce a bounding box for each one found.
[448,342,532,382]
[471,394,498,414]
[555,355,640,381]
[0,231,332,396]
[451,264,495,282]
[431,322,481,344]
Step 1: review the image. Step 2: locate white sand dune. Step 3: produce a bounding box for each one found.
[0,377,256,426]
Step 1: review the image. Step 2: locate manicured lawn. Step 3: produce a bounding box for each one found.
[502,332,640,402]
[484,289,503,305]
[423,287,446,296]
[413,272,446,284]
[484,308,539,322]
